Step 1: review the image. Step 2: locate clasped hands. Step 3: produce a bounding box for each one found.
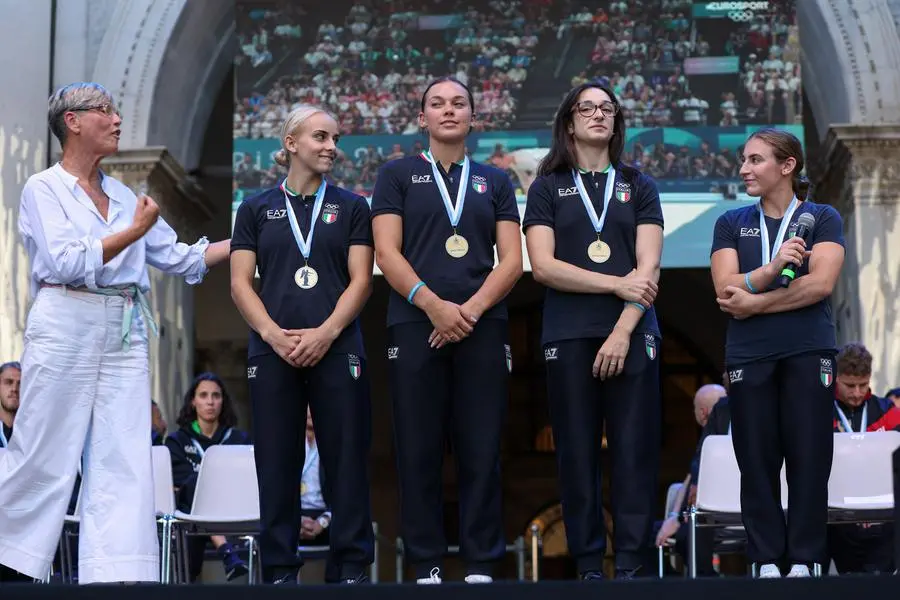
[267,326,336,368]
[425,298,481,349]
[592,270,658,381]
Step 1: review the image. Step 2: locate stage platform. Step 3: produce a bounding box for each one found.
[1,575,897,600]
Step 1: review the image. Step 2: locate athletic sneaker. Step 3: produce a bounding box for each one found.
[417,567,442,584]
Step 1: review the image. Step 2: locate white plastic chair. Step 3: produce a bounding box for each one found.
[828,431,900,521]
[151,445,179,583]
[57,464,83,584]
[172,445,261,583]
[657,482,683,577]
[688,435,789,578]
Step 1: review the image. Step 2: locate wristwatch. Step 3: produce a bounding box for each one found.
[316,515,331,529]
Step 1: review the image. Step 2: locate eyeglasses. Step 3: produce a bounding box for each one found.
[574,100,618,119]
[72,103,120,117]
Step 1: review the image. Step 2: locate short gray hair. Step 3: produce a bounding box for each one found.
[48,82,116,146]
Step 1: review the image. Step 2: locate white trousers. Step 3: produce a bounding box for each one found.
[0,287,159,583]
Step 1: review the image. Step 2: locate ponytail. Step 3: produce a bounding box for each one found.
[793,174,810,201]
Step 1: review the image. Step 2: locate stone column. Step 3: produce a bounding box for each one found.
[814,124,900,396]
[0,0,52,363]
[101,147,216,424]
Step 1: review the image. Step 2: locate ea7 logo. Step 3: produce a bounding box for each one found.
[387,346,399,360]
[411,175,432,184]
[729,369,743,384]
[266,209,287,220]
[544,347,558,361]
[247,366,258,379]
[739,227,760,237]
[558,187,579,197]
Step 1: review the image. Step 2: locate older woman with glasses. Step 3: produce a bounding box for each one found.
[0,82,230,584]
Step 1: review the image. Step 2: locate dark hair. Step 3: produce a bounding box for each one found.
[176,372,237,429]
[0,362,21,377]
[745,127,809,200]
[836,342,872,377]
[420,76,475,112]
[538,83,626,177]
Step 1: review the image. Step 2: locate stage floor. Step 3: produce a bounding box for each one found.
[1,575,897,599]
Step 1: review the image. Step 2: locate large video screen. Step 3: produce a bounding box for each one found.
[234,0,801,269]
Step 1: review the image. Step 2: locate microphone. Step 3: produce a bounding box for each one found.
[778,211,816,287]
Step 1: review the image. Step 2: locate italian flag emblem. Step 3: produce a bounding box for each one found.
[820,358,833,387]
[472,181,487,194]
[322,204,338,224]
[644,334,656,360]
[349,354,361,380]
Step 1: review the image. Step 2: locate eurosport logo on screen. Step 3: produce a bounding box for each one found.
[704,1,770,22]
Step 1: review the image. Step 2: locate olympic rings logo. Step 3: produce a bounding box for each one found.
[728,10,756,21]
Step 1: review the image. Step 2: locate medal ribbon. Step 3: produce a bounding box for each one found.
[421,150,470,231]
[282,178,327,264]
[572,166,616,238]
[759,195,799,265]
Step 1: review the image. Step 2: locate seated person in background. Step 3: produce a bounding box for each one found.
[151,399,168,445]
[828,342,899,575]
[166,372,251,582]
[884,387,900,410]
[0,361,20,449]
[299,407,338,583]
[656,383,738,576]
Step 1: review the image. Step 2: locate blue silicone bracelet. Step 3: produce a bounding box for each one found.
[407,281,425,304]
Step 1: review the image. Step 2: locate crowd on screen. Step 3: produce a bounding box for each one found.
[234,0,570,138]
[235,0,801,139]
[576,0,801,128]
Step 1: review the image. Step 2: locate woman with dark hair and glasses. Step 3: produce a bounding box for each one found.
[165,372,250,582]
[523,83,664,580]
[371,77,523,584]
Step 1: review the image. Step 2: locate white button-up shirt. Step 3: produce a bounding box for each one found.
[18,163,209,299]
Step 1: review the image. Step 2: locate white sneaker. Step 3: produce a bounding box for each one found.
[787,564,810,578]
[416,567,442,584]
[464,574,493,583]
[758,563,781,578]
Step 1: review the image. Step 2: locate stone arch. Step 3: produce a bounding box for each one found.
[90,0,234,169]
[799,0,900,140]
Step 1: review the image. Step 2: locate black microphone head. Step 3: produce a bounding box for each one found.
[797,212,816,231]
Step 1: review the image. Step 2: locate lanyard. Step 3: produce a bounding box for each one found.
[282,179,327,263]
[758,196,799,265]
[572,167,616,237]
[835,402,867,433]
[0,426,7,447]
[421,150,470,230]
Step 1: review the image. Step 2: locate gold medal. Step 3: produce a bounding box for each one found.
[295,265,319,289]
[587,240,611,264]
[445,234,469,258]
